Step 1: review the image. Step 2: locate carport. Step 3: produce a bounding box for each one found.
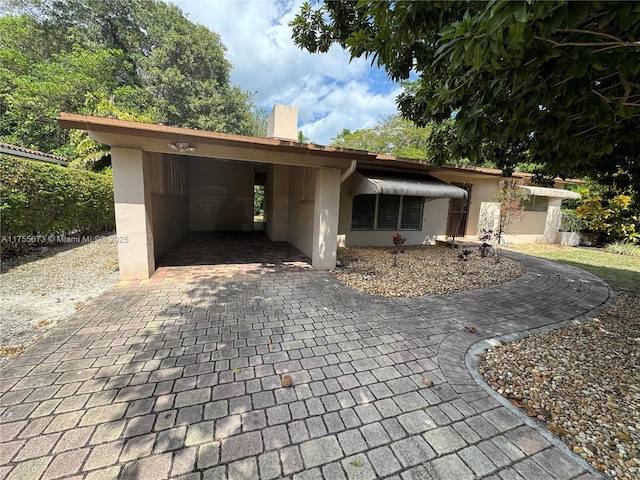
[58,106,371,280]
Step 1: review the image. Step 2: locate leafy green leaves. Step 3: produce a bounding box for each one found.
[1,0,260,161]
[0,155,115,253]
[330,114,432,160]
[290,0,640,203]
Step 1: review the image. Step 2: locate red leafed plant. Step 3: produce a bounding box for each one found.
[393,233,407,247]
[391,233,407,267]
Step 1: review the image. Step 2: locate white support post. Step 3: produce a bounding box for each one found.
[312,167,341,270]
[543,205,562,244]
[111,148,155,279]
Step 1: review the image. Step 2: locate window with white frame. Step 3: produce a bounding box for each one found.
[351,194,423,231]
[520,195,549,212]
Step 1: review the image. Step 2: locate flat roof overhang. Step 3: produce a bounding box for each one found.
[57,113,373,169]
[56,114,583,185]
[518,185,581,199]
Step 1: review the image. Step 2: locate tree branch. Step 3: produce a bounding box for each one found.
[535,36,640,48]
[558,29,626,43]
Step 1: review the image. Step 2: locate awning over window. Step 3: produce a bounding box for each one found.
[517,185,581,200]
[351,171,468,198]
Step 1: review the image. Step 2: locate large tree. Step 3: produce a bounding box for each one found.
[290,1,640,193]
[0,0,260,159]
[331,114,433,160]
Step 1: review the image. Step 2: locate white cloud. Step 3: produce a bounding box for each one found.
[171,0,401,144]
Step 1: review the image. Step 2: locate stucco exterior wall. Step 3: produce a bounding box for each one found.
[503,198,563,243]
[337,176,451,247]
[188,158,254,231]
[287,166,315,257]
[150,153,189,259]
[429,171,501,237]
[266,164,290,241]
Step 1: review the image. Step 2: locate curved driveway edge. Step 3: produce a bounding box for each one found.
[0,251,613,480]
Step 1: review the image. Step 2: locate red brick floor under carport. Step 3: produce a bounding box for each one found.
[127,231,313,286]
[0,249,611,479]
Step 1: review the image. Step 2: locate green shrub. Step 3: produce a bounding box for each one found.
[605,241,640,258]
[575,185,639,245]
[0,155,115,255]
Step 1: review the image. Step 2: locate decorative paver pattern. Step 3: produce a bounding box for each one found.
[0,250,611,479]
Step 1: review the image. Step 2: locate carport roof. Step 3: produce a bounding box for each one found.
[57,113,373,167]
[55,114,476,173]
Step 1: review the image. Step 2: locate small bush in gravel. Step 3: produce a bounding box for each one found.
[479,229,495,258]
[391,233,406,267]
[457,249,473,274]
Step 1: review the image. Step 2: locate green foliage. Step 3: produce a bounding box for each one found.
[1,42,129,155]
[332,115,433,161]
[576,189,639,244]
[605,241,640,257]
[297,130,311,143]
[68,92,156,171]
[0,0,260,162]
[253,185,264,217]
[290,1,640,196]
[559,211,584,233]
[0,156,115,255]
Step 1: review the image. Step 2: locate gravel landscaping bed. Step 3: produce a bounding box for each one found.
[480,293,639,479]
[333,245,525,296]
[0,236,119,364]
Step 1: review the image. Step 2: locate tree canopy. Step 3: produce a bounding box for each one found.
[290,1,640,193]
[1,0,260,161]
[331,115,433,160]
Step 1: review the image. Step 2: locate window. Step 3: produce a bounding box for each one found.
[351,194,423,231]
[521,195,549,212]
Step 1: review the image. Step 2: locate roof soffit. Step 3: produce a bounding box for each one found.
[57,113,370,169]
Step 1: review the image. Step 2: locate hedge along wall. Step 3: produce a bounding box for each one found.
[0,155,115,253]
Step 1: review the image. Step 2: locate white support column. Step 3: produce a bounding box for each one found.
[543,205,562,244]
[312,167,341,270]
[112,148,155,279]
[266,164,290,241]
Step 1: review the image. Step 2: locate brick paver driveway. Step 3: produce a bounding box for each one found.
[0,252,611,479]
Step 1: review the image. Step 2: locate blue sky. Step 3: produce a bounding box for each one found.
[171,0,403,144]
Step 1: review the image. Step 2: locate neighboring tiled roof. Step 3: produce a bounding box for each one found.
[0,142,68,165]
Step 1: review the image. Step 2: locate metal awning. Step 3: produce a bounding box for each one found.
[352,171,468,198]
[517,185,581,199]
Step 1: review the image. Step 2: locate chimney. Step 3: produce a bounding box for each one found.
[267,104,298,141]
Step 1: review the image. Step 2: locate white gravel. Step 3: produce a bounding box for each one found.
[333,245,525,297]
[480,293,640,479]
[0,236,119,363]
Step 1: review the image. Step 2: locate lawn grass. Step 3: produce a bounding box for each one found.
[509,243,640,295]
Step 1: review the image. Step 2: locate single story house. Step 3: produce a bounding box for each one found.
[57,105,580,280]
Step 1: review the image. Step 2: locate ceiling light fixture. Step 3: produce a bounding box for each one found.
[168,141,196,153]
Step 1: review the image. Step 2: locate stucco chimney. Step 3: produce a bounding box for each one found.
[267,104,298,141]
